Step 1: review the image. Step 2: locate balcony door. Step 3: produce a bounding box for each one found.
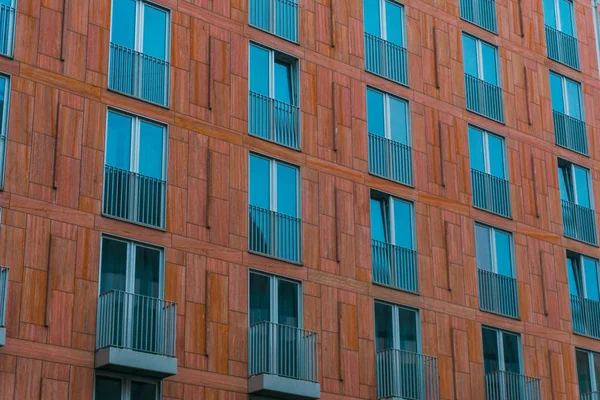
[95,372,159,400]
[576,349,600,397]
[568,253,600,337]
[99,237,164,353]
[558,159,592,208]
[463,34,499,86]
[483,327,524,399]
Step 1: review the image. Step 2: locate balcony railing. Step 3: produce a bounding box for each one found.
[478,269,519,318]
[109,42,170,106]
[0,4,15,57]
[249,91,300,149]
[460,0,497,33]
[0,266,7,328]
[465,74,504,122]
[103,165,166,229]
[249,0,299,43]
[553,110,588,155]
[376,348,439,400]
[571,295,600,339]
[471,169,512,218]
[368,133,413,186]
[582,392,600,400]
[372,239,418,293]
[96,290,177,357]
[485,371,541,400]
[561,199,598,245]
[249,321,318,383]
[545,25,580,70]
[364,33,409,85]
[249,205,302,263]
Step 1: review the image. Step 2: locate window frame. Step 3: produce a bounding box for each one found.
[462,33,501,86]
[576,348,600,394]
[370,190,416,250]
[474,222,516,278]
[550,71,584,119]
[366,86,411,145]
[0,73,10,190]
[94,371,161,400]
[365,0,407,46]
[558,158,594,208]
[248,269,303,329]
[468,125,507,178]
[373,299,421,352]
[544,0,577,37]
[481,325,524,374]
[567,250,599,300]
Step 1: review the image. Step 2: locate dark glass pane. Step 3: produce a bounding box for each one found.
[577,350,592,395]
[482,327,499,373]
[131,381,157,400]
[566,79,581,119]
[277,279,298,327]
[374,302,393,352]
[249,272,271,325]
[543,0,557,28]
[398,307,417,352]
[134,245,161,298]
[94,375,122,400]
[100,238,128,294]
[502,332,521,374]
[558,0,573,35]
[481,43,498,85]
[574,166,590,208]
[584,257,600,302]
[567,256,582,296]
[475,225,493,272]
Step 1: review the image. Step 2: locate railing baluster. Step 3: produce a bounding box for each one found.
[464,73,504,122]
[248,91,300,149]
[368,133,413,186]
[248,205,302,263]
[371,239,418,293]
[364,32,408,86]
[545,25,580,70]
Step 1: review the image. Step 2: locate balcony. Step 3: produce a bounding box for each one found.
[484,371,541,400]
[471,169,512,218]
[553,110,588,155]
[478,269,519,319]
[545,25,580,70]
[364,33,409,86]
[561,199,598,245]
[248,321,319,399]
[368,133,413,186]
[95,290,177,378]
[571,295,600,339]
[103,165,166,230]
[460,0,497,33]
[582,392,600,400]
[108,42,170,107]
[372,240,418,293]
[0,266,7,347]
[376,348,439,400]
[249,91,300,149]
[465,74,504,122]
[249,0,299,43]
[0,4,15,57]
[249,205,302,264]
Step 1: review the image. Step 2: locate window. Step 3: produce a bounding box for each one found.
[469,126,511,217]
[462,34,503,122]
[248,0,299,42]
[248,153,301,263]
[576,348,600,396]
[249,43,300,149]
[95,372,159,400]
[103,110,167,229]
[0,75,9,190]
[363,0,408,84]
[367,88,412,185]
[543,0,579,69]
[460,0,497,33]
[0,0,15,57]
[370,192,417,292]
[109,0,170,106]
[482,327,521,375]
[249,271,301,331]
[550,72,587,154]
[568,252,600,338]
[558,159,597,244]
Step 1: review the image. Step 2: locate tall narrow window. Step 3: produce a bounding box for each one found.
[462,34,504,122]
[568,252,600,339]
[366,88,412,186]
[94,372,160,400]
[249,43,300,149]
[558,159,597,245]
[370,192,417,292]
[475,223,519,318]
[0,0,15,57]
[103,110,167,229]
[460,0,497,33]
[109,0,170,106]
[482,327,540,399]
[0,265,7,347]
[249,154,301,263]
[0,75,9,190]
[576,348,600,398]
[363,0,408,85]
[550,72,587,154]
[249,0,299,42]
[469,126,511,217]
[543,0,579,69]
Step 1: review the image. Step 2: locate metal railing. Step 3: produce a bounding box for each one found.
[571,295,600,339]
[484,371,541,400]
[561,199,598,245]
[372,240,418,293]
[249,91,300,149]
[471,169,511,218]
[376,348,439,400]
[249,205,302,263]
[96,290,177,357]
[103,165,166,229]
[109,42,170,106]
[364,33,409,85]
[465,74,504,122]
[553,110,588,155]
[248,321,318,383]
[249,0,299,43]
[460,0,497,33]
[582,392,600,400]
[369,133,413,186]
[478,269,519,318]
[0,4,15,57]
[0,266,8,328]
[545,25,580,70]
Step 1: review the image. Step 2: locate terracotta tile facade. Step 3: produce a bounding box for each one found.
[0,0,598,398]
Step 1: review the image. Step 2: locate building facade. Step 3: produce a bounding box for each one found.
[0,0,599,399]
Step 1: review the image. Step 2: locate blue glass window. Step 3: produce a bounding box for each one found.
[367,89,385,137]
[370,192,414,249]
[364,0,405,45]
[249,154,271,210]
[475,223,514,278]
[550,72,582,119]
[366,87,409,145]
[462,34,499,85]
[370,198,387,242]
[363,0,381,36]
[385,2,404,46]
[558,159,591,207]
[143,5,168,60]
[106,112,133,171]
[0,75,10,190]
[249,153,299,217]
[567,252,600,302]
[249,43,297,106]
[249,271,300,327]
[462,35,479,77]
[543,0,575,36]
[468,126,506,179]
[249,45,270,96]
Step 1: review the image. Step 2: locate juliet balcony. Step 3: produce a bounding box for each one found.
[249,205,302,264]
[368,133,413,186]
[460,0,497,33]
[562,199,598,246]
[249,91,300,149]
[553,110,588,155]
[372,239,418,293]
[365,33,409,86]
[545,25,580,70]
[478,269,520,319]
[484,371,541,400]
[249,0,299,43]
[471,169,512,218]
[571,294,600,340]
[465,73,504,123]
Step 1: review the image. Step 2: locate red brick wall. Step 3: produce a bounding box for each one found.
[0,0,598,399]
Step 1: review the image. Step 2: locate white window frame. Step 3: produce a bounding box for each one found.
[94,371,161,400]
[369,0,407,46]
[482,326,524,374]
[568,251,599,300]
[576,348,600,394]
[248,42,299,105]
[550,71,584,119]
[475,222,515,278]
[558,158,594,208]
[374,300,421,352]
[366,86,412,145]
[248,269,303,328]
[463,33,501,86]
[0,73,10,190]
[469,125,507,178]
[545,0,577,37]
[371,191,415,250]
